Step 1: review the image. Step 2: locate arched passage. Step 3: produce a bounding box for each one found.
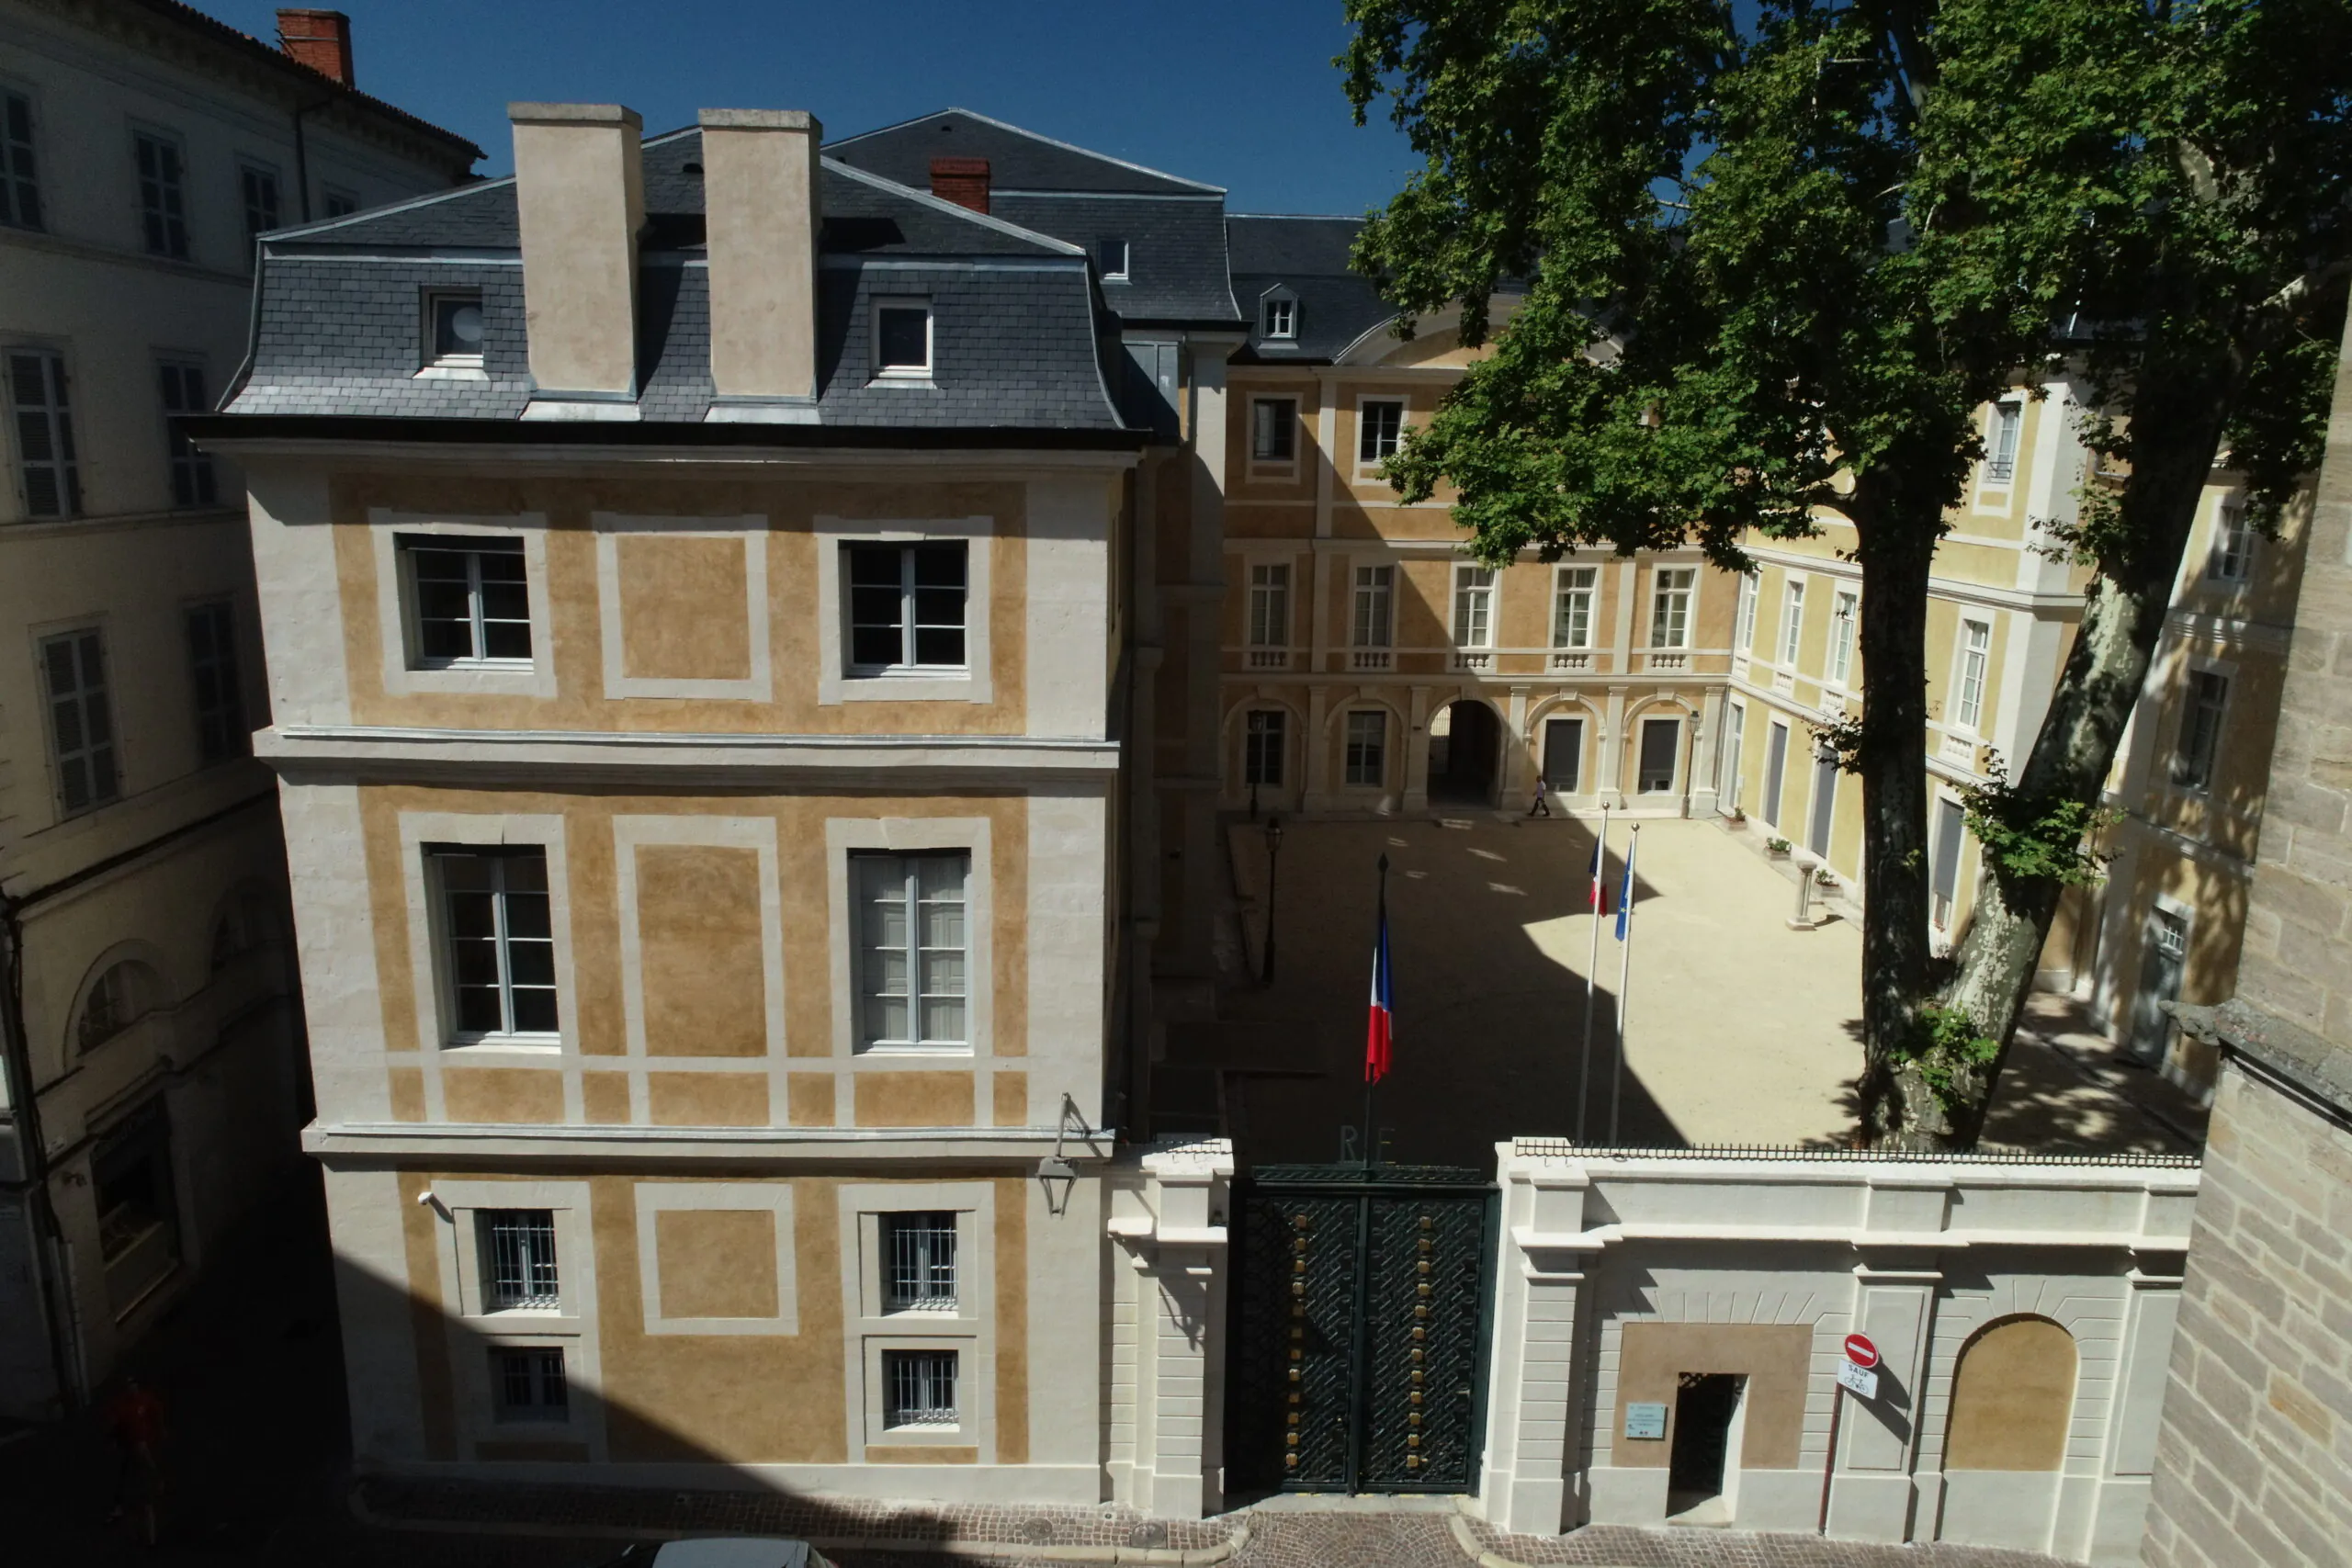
[1427,698,1501,805]
[1938,1314,2078,1552]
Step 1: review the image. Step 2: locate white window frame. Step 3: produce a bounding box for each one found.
[633,1182,798,1336]
[1,85,43,232]
[1260,288,1297,342]
[130,125,190,261]
[2171,664,2232,794]
[156,356,216,509]
[1779,579,1806,668]
[1827,588,1859,687]
[1344,709,1389,789]
[1951,617,1992,733]
[421,288,487,373]
[1243,707,1287,788]
[870,296,934,383]
[237,156,280,243]
[38,623,119,817]
[817,516,993,705]
[184,597,244,763]
[1351,564,1395,649]
[1734,570,1758,653]
[397,811,577,1067]
[838,1181,995,1457]
[1452,565,1497,649]
[425,845,562,1047]
[1980,398,2024,492]
[1357,396,1406,470]
[1648,566,1696,649]
[1248,561,1290,649]
[849,851,972,1055]
[1095,238,1129,279]
[8,344,81,519]
[369,512,556,699]
[1553,565,1597,649]
[1248,395,1300,475]
[2207,498,2254,583]
[826,817,994,1062]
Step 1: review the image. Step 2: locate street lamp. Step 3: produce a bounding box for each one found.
[1261,816,1284,983]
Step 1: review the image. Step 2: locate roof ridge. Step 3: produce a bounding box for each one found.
[826,107,1224,195]
[263,170,512,241]
[821,157,1084,256]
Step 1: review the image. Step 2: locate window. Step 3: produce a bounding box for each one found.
[2209,502,2254,582]
[2172,670,2229,792]
[432,848,558,1040]
[41,628,118,814]
[94,1105,178,1316]
[239,162,279,243]
[1359,399,1404,465]
[1453,566,1496,648]
[77,961,155,1053]
[185,601,245,761]
[491,1347,568,1422]
[1095,238,1128,279]
[883,1213,958,1311]
[1828,590,1858,686]
[1778,581,1805,666]
[480,1210,560,1310]
[1542,716,1583,791]
[1261,292,1296,340]
[1244,709,1286,787]
[1,90,41,231]
[854,852,968,1051]
[1649,567,1695,649]
[1352,566,1394,648]
[1953,619,1990,731]
[1553,567,1596,649]
[132,130,189,259]
[1249,563,1289,649]
[1735,570,1758,652]
[401,535,530,665]
[425,289,485,368]
[1638,717,1680,794]
[1984,400,2021,485]
[1763,720,1790,825]
[883,1348,958,1427]
[848,542,967,671]
[1250,398,1296,464]
[323,186,359,219]
[158,360,215,507]
[1931,795,1965,930]
[1345,710,1387,788]
[9,348,80,517]
[873,300,933,378]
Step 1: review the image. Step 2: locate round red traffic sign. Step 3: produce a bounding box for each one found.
[1843,1333,1880,1370]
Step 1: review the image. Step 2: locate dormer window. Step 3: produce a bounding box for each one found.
[1261,289,1297,341]
[426,290,485,369]
[1096,239,1129,280]
[874,299,933,381]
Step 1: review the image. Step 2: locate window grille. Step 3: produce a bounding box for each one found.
[9,349,80,518]
[41,628,116,813]
[1984,402,2021,484]
[401,536,531,664]
[481,1210,560,1310]
[1359,400,1404,464]
[435,849,558,1037]
[186,601,245,761]
[133,131,188,259]
[854,852,969,1050]
[848,542,967,671]
[883,1348,959,1427]
[491,1346,568,1421]
[1,90,41,231]
[883,1213,958,1310]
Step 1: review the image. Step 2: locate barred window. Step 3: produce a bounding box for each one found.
[491,1346,567,1421]
[883,1212,958,1311]
[883,1348,958,1427]
[1984,401,2021,485]
[481,1209,560,1311]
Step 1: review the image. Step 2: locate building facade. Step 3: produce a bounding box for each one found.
[0,0,475,1419]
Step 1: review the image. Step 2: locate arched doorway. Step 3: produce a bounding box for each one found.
[1428,699,1499,805]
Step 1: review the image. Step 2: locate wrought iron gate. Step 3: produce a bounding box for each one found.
[1227,1164,1495,1495]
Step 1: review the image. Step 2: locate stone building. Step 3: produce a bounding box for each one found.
[2139,290,2352,1568]
[0,1,475,1420]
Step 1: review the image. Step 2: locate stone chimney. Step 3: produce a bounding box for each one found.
[277,9,354,86]
[929,156,990,215]
[699,109,823,423]
[508,103,644,419]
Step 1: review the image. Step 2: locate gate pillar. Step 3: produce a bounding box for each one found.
[1109,1139,1235,1519]
[1482,1161,1595,1535]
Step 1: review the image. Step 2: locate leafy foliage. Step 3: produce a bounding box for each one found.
[1958,755,2118,891]
[1896,1004,2004,1120]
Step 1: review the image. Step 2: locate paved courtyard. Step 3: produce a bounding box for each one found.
[1203,814,2196,1168]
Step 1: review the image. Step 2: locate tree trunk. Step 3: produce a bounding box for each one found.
[1847,486,1941,1146]
[1934,369,2242,1148]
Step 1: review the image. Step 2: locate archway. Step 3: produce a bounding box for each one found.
[1428,699,1500,805]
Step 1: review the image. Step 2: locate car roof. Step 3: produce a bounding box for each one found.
[652,1540,811,1568]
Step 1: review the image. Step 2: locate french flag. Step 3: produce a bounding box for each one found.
[1364,901,1394,1085]
[1589,837,1610,914]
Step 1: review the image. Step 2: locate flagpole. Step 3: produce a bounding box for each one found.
[1611,825,1640,1146]
[1577,806,1608,1143]
[1366,852,1389,1170]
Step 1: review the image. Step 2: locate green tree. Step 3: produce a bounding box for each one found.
[1341,0,2348,1147]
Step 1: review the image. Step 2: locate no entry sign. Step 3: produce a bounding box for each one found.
[1843,1333,1880,1370]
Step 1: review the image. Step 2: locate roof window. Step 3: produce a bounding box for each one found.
[1097,239,1129,280]
[425,289,485,371]
[1261,288,1296,342]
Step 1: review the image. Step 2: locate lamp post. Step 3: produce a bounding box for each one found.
[1261,816,1284,983]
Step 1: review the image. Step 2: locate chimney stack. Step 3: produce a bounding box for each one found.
[699,109,824,422]
[929,156,990,215]
[277,9,354,86]
[509,103,645,419]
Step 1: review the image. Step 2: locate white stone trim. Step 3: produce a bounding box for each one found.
[823,816,993,1082]
[368,511,556,698]
[814,515,993,705]
[835,1180,998,1458]
[591,513,772,701]
[633,1181,798,1336]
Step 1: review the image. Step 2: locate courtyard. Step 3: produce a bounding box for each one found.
[1199,814,2200,1168]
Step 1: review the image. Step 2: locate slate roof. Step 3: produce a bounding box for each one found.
[1227,215,1400,365]
[825,107,1219,197]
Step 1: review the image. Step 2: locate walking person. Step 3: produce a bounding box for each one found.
[1529,774,1553,818]
[103,1376,168,1548]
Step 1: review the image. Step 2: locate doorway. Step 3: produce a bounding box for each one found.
[1428,700,1499,804]
[1667,1371,1747,1519]
[1716,702,1745,814]
[1807,750,1838,857]
[1762,722,1790,826]
[2129,905,2188,1066]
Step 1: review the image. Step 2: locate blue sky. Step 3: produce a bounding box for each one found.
[192,1,1422,215]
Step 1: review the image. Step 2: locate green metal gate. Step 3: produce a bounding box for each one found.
[1227,1164,1496,1495]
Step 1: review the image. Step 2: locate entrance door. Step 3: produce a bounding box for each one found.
[1807,751,1838,856]
[2130,907,2188,1065]
[1668,1372,1746,1511]
[1637,716,1680,794]
[1429,701,1499,804]
[1763,722,1790,825]
[1228,1165,1495,1495]
[1542,717,1583,792]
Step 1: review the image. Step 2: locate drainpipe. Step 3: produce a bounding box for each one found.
[0,895,80,1413]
